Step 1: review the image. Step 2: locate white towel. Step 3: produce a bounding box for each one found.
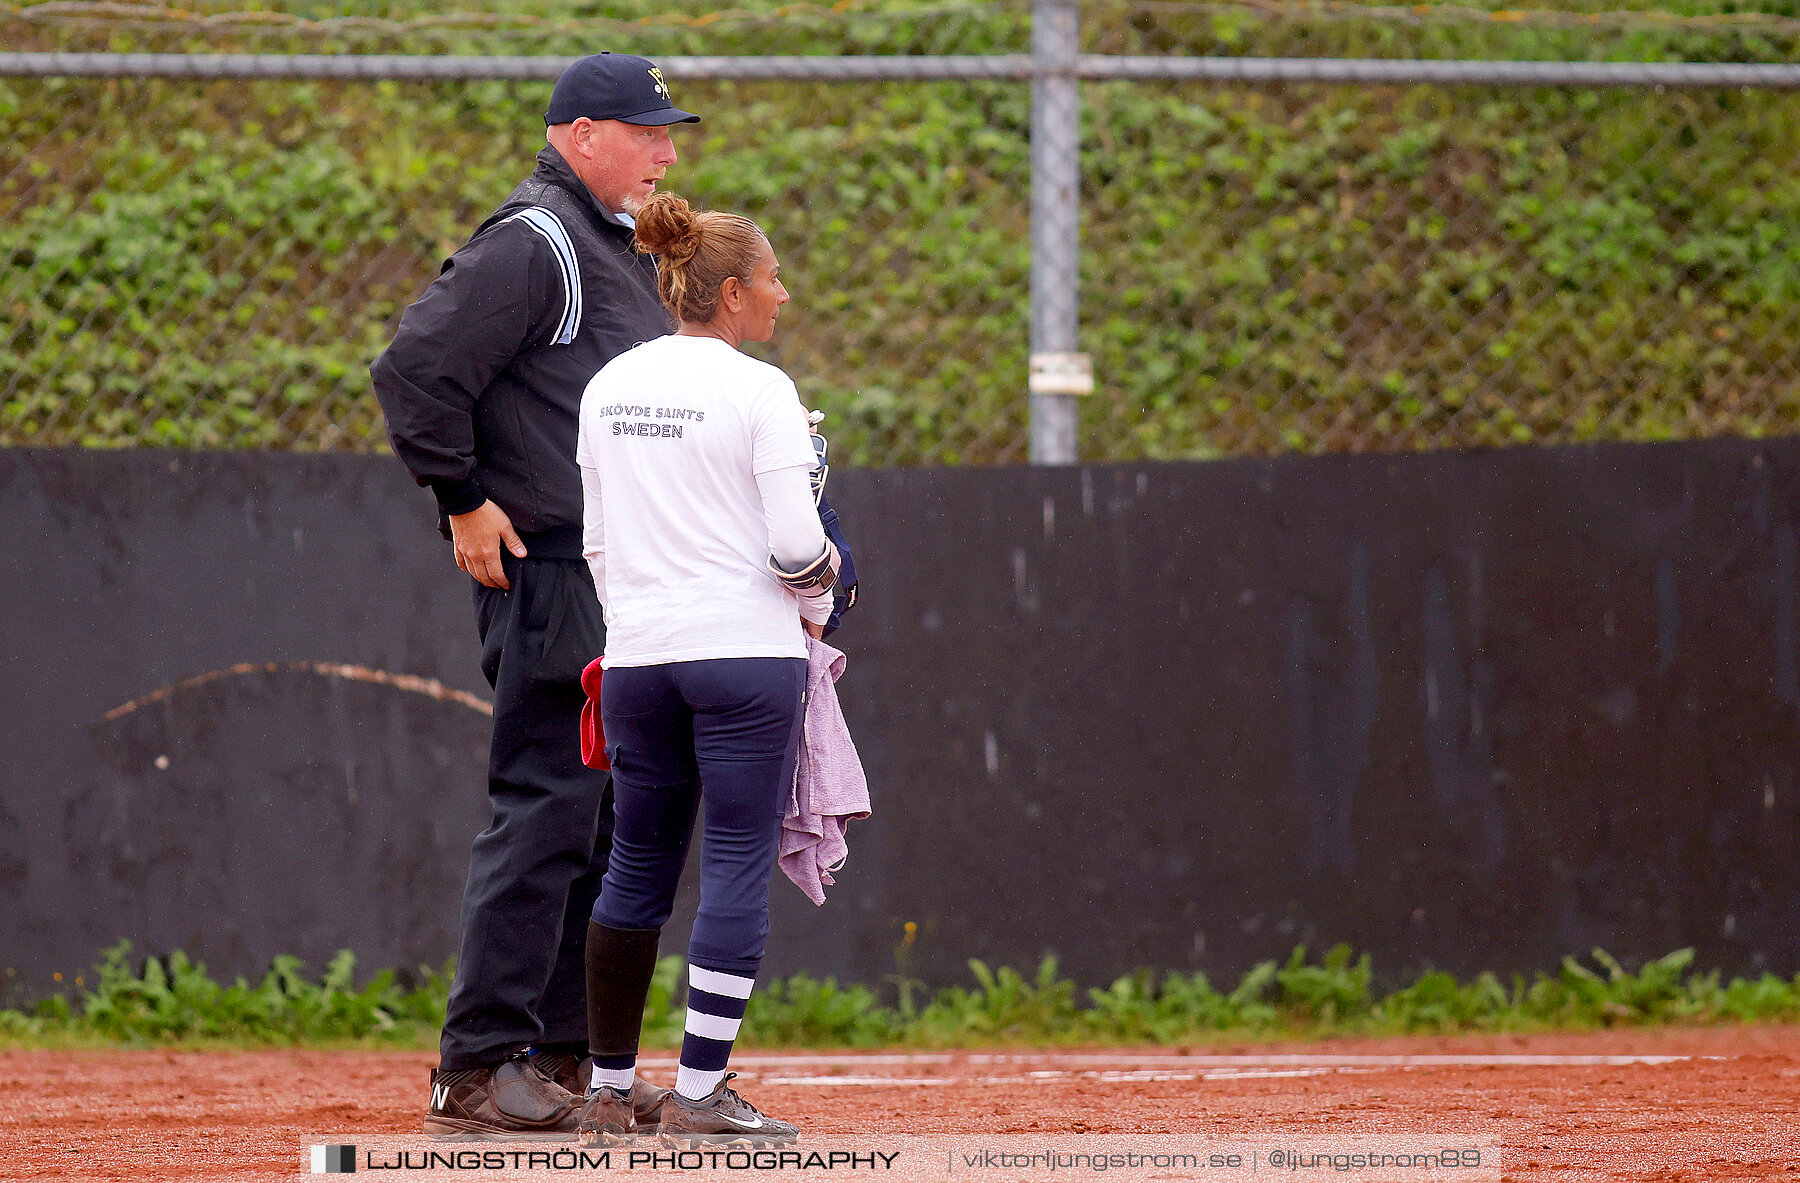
[779,634,871,904]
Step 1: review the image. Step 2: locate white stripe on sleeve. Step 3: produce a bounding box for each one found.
[499,206,581,345]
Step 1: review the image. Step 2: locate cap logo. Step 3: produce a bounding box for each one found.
[648,66,669,101]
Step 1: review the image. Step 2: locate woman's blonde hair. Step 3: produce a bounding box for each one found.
[632,192,769,325]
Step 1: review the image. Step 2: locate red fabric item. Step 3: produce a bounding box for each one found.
[579,656,610,771]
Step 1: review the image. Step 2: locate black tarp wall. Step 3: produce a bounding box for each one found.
[3,439,1796,1004]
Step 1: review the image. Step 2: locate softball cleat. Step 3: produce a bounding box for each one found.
[656,1073,798,1148]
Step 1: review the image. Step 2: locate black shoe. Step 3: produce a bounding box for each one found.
[577,1086,636,1148]
[529,1049,592,1098]
[630,1083,671,1133]
[657,1074,798,1148]
[576,1080,671,1146]
[423,1054,581,1143]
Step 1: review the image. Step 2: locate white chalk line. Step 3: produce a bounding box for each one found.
[658,1052,1704,1088]
[644,1052,1700,1071]
[762,1076,956,1086]
[759,1068,1376,1086]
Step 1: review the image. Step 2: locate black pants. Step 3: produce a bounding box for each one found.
[439,552,613,1072]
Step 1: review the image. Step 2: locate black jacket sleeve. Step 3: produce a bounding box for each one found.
[818,489,858,639]
[370,219,566,518]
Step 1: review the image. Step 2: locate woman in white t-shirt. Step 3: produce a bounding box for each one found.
[571,193,834,1149]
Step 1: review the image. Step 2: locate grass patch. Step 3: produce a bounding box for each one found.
[3,941,1796,1050]
[0,942,453,1049]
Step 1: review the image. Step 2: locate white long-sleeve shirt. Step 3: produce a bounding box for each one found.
[576,334,829,667]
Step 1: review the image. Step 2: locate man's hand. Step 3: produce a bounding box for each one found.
[449,500,528,589]
[803,618,825,639]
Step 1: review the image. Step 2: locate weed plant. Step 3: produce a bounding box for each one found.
[2,941,1797,1049]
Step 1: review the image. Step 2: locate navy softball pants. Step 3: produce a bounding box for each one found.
[591,658,806,975]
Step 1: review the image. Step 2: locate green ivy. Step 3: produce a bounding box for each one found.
[5,2,1800,462]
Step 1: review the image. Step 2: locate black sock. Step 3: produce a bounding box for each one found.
[585,922,662,1073]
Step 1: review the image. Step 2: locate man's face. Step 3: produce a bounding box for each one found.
[579,119,678,214]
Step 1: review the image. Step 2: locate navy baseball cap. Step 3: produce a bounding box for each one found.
[545,53,700,127]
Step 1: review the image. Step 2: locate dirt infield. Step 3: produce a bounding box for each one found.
[2,1026,1796,1182]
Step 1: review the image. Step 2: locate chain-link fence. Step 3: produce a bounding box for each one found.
[6,0,1800,465]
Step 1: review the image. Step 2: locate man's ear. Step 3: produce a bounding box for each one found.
[571,117,598,159]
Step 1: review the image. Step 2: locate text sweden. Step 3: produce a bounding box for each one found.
[595,402,705,440]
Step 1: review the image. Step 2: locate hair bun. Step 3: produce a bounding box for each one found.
[635,196,768,327]
[633,192,701,265]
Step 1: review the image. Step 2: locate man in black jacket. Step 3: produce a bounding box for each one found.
[371,53,697,1142]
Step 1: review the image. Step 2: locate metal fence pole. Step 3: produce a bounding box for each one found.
[1028,0,1090,465]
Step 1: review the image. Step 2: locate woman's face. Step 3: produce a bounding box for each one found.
[732,239,790,343]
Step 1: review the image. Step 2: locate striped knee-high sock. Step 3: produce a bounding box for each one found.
[676,964,755,1101]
